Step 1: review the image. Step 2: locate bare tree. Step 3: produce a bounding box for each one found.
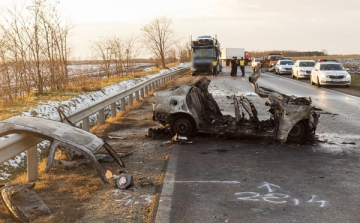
[166,47,177,63]
[141,16,175,68]
[91,35,140,77]
[91,37,113,78]
[0,0,72,100]
[176,42,190,63]
[123,35,140,75]
[110,37,124,76]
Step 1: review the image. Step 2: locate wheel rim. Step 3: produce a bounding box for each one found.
[172,117,193,136]
[287,120,310,143]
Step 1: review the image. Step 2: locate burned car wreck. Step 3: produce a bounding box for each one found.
[152,66,319,143]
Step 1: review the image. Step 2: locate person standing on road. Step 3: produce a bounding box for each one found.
[239,57,245,76]
[231,56,238,77]
[230,57,236,76]
[212,57,218,77]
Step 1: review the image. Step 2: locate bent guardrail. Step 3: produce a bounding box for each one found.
[0,67,190,182]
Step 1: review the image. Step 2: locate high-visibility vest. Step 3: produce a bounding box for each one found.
[240,60,245,66]
[212,60,218,67]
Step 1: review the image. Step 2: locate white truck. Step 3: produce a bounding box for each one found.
[220,48,251,66]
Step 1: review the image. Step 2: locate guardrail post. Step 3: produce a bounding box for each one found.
[27,146,38,182]
[121,98,126,111]
[129,94,133,106]
[98,108,105,124]
[145,85,148,95]
[135,91,140,101]
[111,103,116,117]
[140,88,145,99]
[82,117,90,131]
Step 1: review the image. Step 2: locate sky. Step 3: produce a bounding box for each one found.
[1,0,360,59]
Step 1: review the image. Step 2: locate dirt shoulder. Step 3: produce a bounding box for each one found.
[0,73,197,223]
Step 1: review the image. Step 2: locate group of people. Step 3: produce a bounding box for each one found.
[212,56,246,77]
[230,56,245,77]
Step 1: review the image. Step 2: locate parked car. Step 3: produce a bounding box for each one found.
[275,60,294,75]
[251,57,263,72]
[310,61,351,87]
[292,60,316,79]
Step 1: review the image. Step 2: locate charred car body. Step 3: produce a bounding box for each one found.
[152,65,319,143]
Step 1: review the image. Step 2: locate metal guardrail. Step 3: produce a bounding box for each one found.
[0,67,190,182]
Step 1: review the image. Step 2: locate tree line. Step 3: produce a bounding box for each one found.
[250,50,326,58]
[0,0,189,105]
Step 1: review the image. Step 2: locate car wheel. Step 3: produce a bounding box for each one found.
[170,115,196,136]
[317,77,321,87]
[296,72,299,80]
[292,72,295,79]
[287,120,311,144]
[346,85,350,88]
[191,72,196,76]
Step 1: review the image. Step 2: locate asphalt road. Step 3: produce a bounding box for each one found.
[155,66,360,223]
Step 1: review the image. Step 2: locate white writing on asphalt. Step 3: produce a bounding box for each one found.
[234,182,327,207]
[113,189,153,206]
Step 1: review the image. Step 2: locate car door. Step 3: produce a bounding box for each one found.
[311,63,320,84]
[293,61,299,77]
[275,61,280,73]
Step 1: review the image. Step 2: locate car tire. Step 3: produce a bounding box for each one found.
[317,77,321,87]
[170,115,196,136]
[287,120,311,144]
[346,85,350,88]
[292,72,295,79]
[296,72,299,80]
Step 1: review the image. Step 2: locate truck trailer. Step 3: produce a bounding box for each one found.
[190,35,222,76]
[220,48,251,66]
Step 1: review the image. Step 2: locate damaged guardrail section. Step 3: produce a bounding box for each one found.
[0,67,189,182]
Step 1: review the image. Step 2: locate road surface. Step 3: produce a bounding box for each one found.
[155,66,360,223]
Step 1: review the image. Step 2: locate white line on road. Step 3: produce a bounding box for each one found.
[175,181,240,184]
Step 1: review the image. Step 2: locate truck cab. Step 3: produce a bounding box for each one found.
[190,36,222,76]
[263,53,284,72]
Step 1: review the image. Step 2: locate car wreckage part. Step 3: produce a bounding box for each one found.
[0,116,125,184]
[115,173,134,189]
[0,183,51,222]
